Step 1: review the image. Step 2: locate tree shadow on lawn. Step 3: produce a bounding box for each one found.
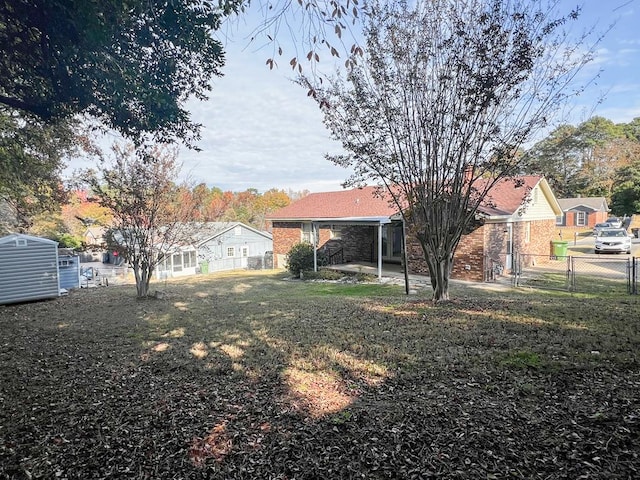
[1,274,639,479]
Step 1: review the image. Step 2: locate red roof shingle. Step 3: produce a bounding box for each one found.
[268,176,544,220]
[477,176,542,217]
[268,186,399,220]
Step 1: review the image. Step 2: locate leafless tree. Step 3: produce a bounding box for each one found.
[306,0,600,301]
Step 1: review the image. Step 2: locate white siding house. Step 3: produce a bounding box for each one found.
[195,222,273,273]
[155,246,198,279]
[0,234,60,305]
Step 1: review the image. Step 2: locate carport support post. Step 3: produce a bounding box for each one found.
[377,223,383,280]
[312,222,318,272]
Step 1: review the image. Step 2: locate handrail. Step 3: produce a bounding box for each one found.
[328,248,344,265]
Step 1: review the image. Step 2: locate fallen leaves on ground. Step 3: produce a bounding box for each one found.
[1,272,639,479]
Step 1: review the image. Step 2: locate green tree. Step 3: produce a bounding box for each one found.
[0,110,78,230]
[521,124,582,197]
[610,142,640,215]
[621,117,640,142]
[0,0,364,145]
[0,0,247,146]
[308,0,597,302]
[572,117,627,197]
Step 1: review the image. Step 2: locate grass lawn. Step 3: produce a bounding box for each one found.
[1,270,639,479]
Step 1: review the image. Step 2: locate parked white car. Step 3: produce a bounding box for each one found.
[594,228,632,254]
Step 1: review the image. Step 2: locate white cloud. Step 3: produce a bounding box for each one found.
[65,0,640,192]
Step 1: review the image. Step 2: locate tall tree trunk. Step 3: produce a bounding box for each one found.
[133,264,151,298]
[418,234,453,303]
[426,255,451,303]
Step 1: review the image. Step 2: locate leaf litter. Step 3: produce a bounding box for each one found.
[0,271,639,479]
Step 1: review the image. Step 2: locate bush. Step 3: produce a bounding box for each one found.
[286,242,315,278]
[303,269,345,281]
[55,233,82,249]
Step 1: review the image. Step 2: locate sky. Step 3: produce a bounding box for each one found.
[70,0,640,194]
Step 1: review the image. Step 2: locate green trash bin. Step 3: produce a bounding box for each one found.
[551,240,569,258]
[199,261,209,274]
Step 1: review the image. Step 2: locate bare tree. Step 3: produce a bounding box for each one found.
[306,0,599,302]
[86,144,198,298]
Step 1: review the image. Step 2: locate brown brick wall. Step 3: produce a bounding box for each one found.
[271,222,343,268]
[406,238,428,275]
[406,219,557,282]
[273,218,561,281]
[405,225,486,282]
[271,222,300,268]
[341,225,375,262]
[528,219,558,256]
[451,225,486,282]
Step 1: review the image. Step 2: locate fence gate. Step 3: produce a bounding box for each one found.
[507,252,637,295]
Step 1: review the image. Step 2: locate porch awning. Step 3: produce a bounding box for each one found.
[309,217,396,279]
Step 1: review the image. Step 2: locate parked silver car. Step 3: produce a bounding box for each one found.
[606,217,622,228]
[594,228,632,254]
[593,222,611,236]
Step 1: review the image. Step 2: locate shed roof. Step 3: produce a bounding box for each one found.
[0,234,58,246]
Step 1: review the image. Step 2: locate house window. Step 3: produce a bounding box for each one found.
[157,255,169,272]
[234,225,242,235]
[330,225,343,239]
[241,246,249,257]
[556,214,565,226]
[226,246,235,257]
[301,223,317,244]
[576,211,586,226]
[15,239,27,247]
[172,253,183,272]
[525,222,531,244]
[183,251,196,268]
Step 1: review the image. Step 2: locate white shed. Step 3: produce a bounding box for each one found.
[0,234,60,305]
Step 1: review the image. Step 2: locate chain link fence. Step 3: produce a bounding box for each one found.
[485,252,639,294]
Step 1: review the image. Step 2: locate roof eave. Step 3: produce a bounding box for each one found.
[270,216,394,224]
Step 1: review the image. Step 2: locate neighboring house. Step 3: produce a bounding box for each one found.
[556,197,609,229]
[0,234,60,304]
[193,222,273,273]
[101,222,273,279]
[267,176,562,282]
[83,226,107,247]
[80,226,108,262]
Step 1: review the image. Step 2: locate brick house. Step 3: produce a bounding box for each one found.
[556,197,609,233]
[267,176,562,282]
